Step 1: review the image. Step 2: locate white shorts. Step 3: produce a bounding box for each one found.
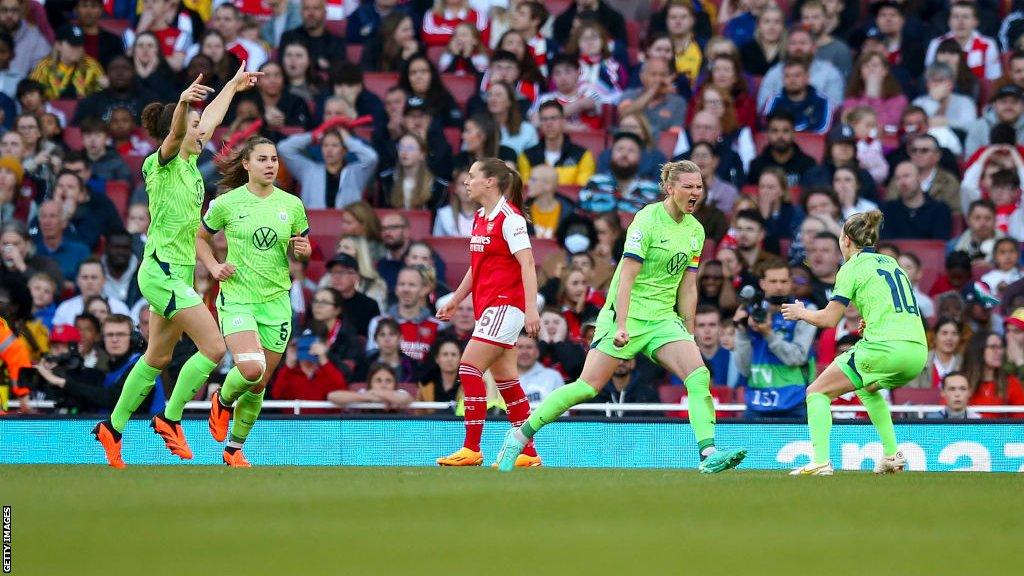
[471,305,525,349]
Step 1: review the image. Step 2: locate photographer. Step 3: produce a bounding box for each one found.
[33,315,163,415]
[733,259,817,419]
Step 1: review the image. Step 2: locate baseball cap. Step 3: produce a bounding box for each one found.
[50,324,81,343]
[1007,307,1024,330]
[991,85,1024,103]
[57,24,86,47]
[327,253,359,271]
[828,123,856,145]
[404,96,428,115]
[965,281,1000,310]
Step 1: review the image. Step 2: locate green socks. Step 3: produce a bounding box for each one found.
[683,367,715,452]
[521,380,597,439]
[163,352,218,421]
[807,392,833,465]
[229,389,265,444]
[856,388,898,457]
[221,366,262,405]
[110,358,162,432]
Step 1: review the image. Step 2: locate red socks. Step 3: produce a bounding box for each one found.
[496,378,537,458]
[459,363,487,451]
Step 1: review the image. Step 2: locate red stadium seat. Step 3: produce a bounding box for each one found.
[658,385,684,404]
[754,132,826,163]
[279,126,305,136]
[546,0,573,16]
[619,211,635,229]
[105,180,131,220]
[891,240,947,293]
[427,46,446,66]
[556,185,581,202]
[570,130,608,157]
[443,126,462,152]
[399,383,418,397]
[64,127,82,151]
[657,130,678,159]
[310,234,338,257]
[307,209,343,237]
[325,20,346,38]
[306,259,326,283]
[973,261,994,283]
[442,74,480,111]
[50,99,78,122]
[124,155,146,185]
[346,44,363,65]
[891,388,941,406]
[98,18,131,36]
[364,72,399,100]
[377,209,432,239]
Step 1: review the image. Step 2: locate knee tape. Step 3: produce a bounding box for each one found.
[235,351,267,375]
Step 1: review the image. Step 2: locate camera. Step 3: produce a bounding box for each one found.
[45,343,84,373]
[738,285,770,324]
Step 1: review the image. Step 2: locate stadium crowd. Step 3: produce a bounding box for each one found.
[2,0,1024,421]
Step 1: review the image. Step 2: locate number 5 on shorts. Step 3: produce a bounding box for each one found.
[279,322,289,342]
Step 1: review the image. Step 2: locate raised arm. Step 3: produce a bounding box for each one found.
[160,75,214,163]
[197,62,263,149]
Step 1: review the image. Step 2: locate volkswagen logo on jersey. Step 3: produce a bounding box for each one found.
[253,227,278,250]
[667,252,689,275]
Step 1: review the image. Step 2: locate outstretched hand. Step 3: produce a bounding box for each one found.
[179,74,214,104]
[780,300,806,321]
[231,61,263,92]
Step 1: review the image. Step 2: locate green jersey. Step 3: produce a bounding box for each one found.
[141,152,205,265]
[605,202,705,322]
[202,185,309,304]
[831,247,927,345]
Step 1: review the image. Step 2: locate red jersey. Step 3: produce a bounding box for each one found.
[926,31,1002,80]
[234,0,274,22]
[269,362,347,414]
[422,7,489,47]
[470,196,531,318]
[970,376,1024,419]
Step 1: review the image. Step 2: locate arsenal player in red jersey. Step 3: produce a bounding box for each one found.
[435,158,542,467]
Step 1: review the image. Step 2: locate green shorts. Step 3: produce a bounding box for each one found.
[137,255,203,319]
[836,339,928,391]
[217,292,292,353]
[591,307,694,362]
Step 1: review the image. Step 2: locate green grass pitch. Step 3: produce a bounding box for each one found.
[1,466,1022,576]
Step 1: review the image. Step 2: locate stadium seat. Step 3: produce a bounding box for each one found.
[307,209,343,237]
[625,20,642,63]
[427,45,446,66]
[891,240,946,293]
[325,19,346,37]
[98,18,131,36]
[443,126,462,152]
[658,385,684,404]
[306,259,326,283]
[657,130,678,159]
[546,0,573,17]
[279,126,305,136]
[310,234,337,257]
[64,127,82,151]
[376,209,432,239]
[892,388,941,406]
[973,261,994,282]
[399,383,418,397]
[105,180,131,221]
[619,211,635,229]
[442,74,480,111]
[571,130,608,158]
[124,155,145,185]
[50,99,78,122]
[557,185,581,202]
[364,72,399,100]
[754,132,826,163]
[346,44,363,65]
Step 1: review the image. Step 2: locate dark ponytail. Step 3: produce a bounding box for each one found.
[477,157,530,223]
[217,136,275,192]
[141,102,177,141]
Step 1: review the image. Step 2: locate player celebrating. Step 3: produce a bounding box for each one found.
[93,64,261,469]
[198,137,311,467]
[496,160,747,473]
[435,158,543,467]
[782,211,927,475]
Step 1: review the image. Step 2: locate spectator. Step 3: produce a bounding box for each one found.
[432,167,477,237]
[897,252,936,319]
[925,371,982,419]
[934,37,980,99]
[526,164,575,240]
[687,84,757,169]
[880,162,953,240]
[739,4,784,76]
[698,259,738,313]
[78,116,131,184]
[732,208,774,271]
[107,105,153,157]
[0,0,49,77]
[909,317,963,388]
[948,199,1003,261]
[100,232,140,308]
[673,110,746,189]
[517,331,565,402]
[29,24,102,100]
[192,4,267,72]
[324,253,381,339]
[552,0,626,47]
[885,133,961,215]
[886,104,964,173]
[128,31,177,100]
[981,238,1023,295]
[487,80,538,155]
[547,267,601,342]
[518,100,596,186]
[354,316,417,383]
[375,212,445,292]
[0,157,32,224]
[566,20,625,102]
[127,0,200,72]
[694,304,739,388]
[436,294,474,344]
[722,0,770,48]
[30,200,88,284]
[787,214,827,267]
[618,57,685,139]
[305,283,363,376]
[74,0,122,67]
[416,337,463,409]
[15,111,57,187]
[279,0,345,74]
[833,165,878,219]
[280,41,320,105]
[75,309,106,368]
[579,131,660,215]
[842,51,909,134]
[807,231,843,310]
[965,85,1024,159]
[1005,307,1024,378]
[929,250,974,298]
[318,62,387,130]
[800,0,852,77]
[376,133,446,211]
[591,357,660,415]
[925,0,1002,81]
[0,31,19,102]
[52,258,130,326]
[439,22,488,77]
[689,140,738,214]
[195,30,243,92]
[261,0,303,46]
[398,53,462,128]
[756,26,844,111]
[360,11,421,73]
[28,270,56,329]
[963,331,1024,417]
[747,110,817,186]
[327,362,412,409]
[421,0,489,48]
[125,202,149,257]
[703,53,757,130]
[531,56,604,132]
[734,258,817,419]
[453,113,516,171]
[338,201,383,246]
[764,56,831,135]
[366,266,444,362]
[866,0,926,80]
[912,63,978,137]
[661,1,705,85]
[846,107,889,186]
[753,167,803,254]
[347,0,409,46]
[52,170,124,251]
[535,307,585,381]
[279,120,378,209]
[270,330,346,413]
